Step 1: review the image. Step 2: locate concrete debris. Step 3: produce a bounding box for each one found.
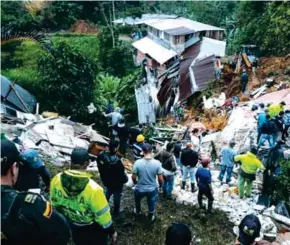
[203,92,226,109]
[1,111,108,167]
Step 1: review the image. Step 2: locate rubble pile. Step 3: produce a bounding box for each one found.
[1,112,108,167]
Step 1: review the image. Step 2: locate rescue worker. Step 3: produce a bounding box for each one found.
[218,140,237,184]
[103,107,123,138]
[154,142,177,199]
[268,101,286,118]
[256,109,269,143]
[235,214,272,245]
[50,147,117,245]
[128,124,143,147]
[1,140,71,245]
[133,134,145,161]
[258,115,278,149]
[15,149,51,192]
[196,158,214,214]
[234,148,265,199]
[132,143,163,222]
[181,142,199,192]
[112,118,129,155]
[241,69,249,94]
[97,140,128,216]
[174,141,183,174]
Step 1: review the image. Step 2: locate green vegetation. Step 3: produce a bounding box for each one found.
[1,1,289,126]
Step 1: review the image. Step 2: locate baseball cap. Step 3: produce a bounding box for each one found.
[1,140,20,175]
[142,143,152,154]
[165,223,192,245]
[20,149,43,169]
[71,148,89,165]
[238,214,261,245]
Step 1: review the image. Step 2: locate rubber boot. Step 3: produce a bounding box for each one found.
[181,181,186,190]
[191,183,197,193]
[207,200,213,214]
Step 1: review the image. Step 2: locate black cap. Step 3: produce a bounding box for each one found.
[142,143,152,154]
[1,140,20,175]
[71,148,89,165]
[166,223,192,245]
[238,214,261,245]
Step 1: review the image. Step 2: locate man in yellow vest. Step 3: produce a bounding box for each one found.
[268,101,286,118]
[50,148,117,245]
[234,148,265,199]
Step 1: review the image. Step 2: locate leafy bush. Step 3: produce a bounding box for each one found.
[51,34,99,63]
[38,41,96,123]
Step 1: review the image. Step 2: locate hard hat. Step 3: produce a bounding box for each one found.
[136,134,145,143]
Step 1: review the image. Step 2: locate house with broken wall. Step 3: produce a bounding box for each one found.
[128,15,226,120]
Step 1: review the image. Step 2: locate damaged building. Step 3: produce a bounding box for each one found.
[129,16,226,122]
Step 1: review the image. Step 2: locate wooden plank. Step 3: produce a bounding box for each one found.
[9,83,31,113]
[154,127,184,132]
[253,86,267,99]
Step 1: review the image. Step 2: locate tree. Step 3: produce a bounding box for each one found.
[38,41,96,123]
[97,27,134,77]
[233,1,290,56]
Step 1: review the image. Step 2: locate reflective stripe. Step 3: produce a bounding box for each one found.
[95,205,110,217]
[102,220,112,229]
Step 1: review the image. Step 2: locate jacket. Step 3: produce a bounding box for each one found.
[180,148,199,167]
[112,125,129,141]
[268,104,283,118]
[261,120,278,134]
[173,143,182,159]
[97,151,128,190]
[50,170,115,234]
[1,185,71,245]
[234,152,264,175]
[274,116,284,131]
[133,142,144,160]
[283,113,290,126]
[154,150,177,172]
[15,164,51,191]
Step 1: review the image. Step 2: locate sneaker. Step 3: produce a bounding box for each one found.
[149,214,156,222]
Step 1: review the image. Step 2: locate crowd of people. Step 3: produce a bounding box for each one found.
[1,101,288,245]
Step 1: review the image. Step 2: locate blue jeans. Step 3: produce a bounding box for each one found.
[176,158,183,174]
[105,188,122,214]
[218,165,233,183]
[182,166,196,183]
[162,175,174,197]
[258,134,275,148]
[134,188,158,215]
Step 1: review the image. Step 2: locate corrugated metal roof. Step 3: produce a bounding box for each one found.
[192,55,215,92]
[178,42,201,102]
[164,27,194,36]
[145,17,225,32]
[132,37,177,65]
[1,75,37,113]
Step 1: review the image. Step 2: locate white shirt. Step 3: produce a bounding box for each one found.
[190,135,200,151]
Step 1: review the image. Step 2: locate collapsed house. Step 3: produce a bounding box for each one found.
[127,15,226,123]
